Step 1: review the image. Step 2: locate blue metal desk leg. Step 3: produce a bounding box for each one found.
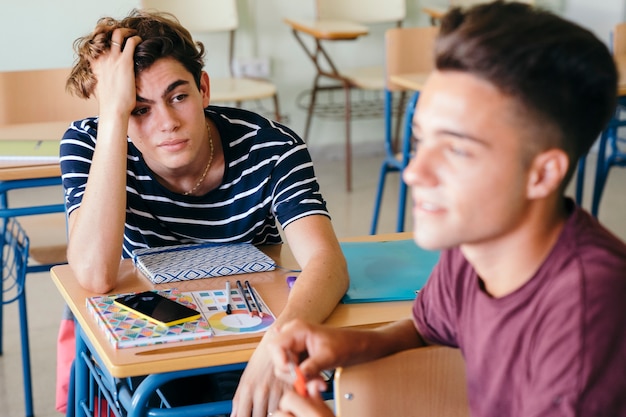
[0,189,7,356]
[18,286,34,417]
[75,321,88,417]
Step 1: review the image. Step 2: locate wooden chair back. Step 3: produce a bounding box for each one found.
[386,26,438,92]
[334,346,469,417]
[316,0,406,25]
[451,0,533,6]
[0,67,97,125]
[141,0,238,33]
[613,22,626,56]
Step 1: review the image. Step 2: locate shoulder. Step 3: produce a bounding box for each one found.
[549,203,626,294]
[61,117,99,144]
[59,117,100,163]
[206,106,303,146]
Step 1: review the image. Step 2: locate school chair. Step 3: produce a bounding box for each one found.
[575,22,626,216]
[334,345,469,417]
[0,67,98,269]
[370,26,438,234]
[1,67,98,417]
[285,0,407,191]
[140,0,281,122]
[1,218,34,417]
[423,0,535,26]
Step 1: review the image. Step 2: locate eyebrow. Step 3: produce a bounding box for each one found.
[136,79,190,103]
[412,122,490,147]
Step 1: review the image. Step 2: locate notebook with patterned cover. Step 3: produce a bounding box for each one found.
[86,289,214,349]
[87,287,276,349]
[131,242,277,284]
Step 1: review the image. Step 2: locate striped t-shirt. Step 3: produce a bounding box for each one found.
[60,106,329,259]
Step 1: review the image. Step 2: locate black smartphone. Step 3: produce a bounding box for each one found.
[113,291,201,327]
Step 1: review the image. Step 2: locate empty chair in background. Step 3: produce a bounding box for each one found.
[285,0,407,191]
[370,25,438,234]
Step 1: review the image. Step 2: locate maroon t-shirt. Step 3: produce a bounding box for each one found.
[413,201,626,417]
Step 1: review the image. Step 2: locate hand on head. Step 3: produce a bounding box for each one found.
[89,28,142,116]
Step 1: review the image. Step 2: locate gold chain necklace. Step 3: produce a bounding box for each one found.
[183,121,214,196]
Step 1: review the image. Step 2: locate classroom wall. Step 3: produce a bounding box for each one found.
[1,0,623,153]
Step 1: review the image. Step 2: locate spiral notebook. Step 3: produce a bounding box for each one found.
[132,242,276,284]
[340,239,440,303]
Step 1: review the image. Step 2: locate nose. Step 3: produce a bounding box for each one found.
[402,143,438,188]
[155,105,180,132]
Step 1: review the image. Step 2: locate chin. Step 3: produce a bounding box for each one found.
[412,229,451,251]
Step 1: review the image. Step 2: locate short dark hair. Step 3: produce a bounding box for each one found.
[67,9,205,99]
[436,1,617,185]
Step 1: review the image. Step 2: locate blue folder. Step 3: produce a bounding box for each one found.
[340,239,440,303]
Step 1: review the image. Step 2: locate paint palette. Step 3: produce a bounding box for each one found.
[189,289,274,336]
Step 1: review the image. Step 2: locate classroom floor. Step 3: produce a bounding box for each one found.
[1,151,625,417]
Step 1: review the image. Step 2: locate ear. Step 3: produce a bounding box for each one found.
[526,149,569,199]
[200,71,211,108]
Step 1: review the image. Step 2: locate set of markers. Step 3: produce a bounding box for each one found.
[224,280,266,318]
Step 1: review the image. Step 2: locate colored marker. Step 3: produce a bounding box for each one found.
[286,275,297,288]
[225,281,232,314]
[236,280,254,316]
[245,280,264,317]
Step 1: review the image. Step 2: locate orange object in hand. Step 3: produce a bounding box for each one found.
[292,363,308,397]
[288,352,308,397]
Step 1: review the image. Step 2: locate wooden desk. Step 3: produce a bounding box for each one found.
[0,163,60,181]
[52,234,413,416]
[0,121,66,178]
[283,18,368,40]
[390,73,431,92]
[422,6,447,26]
[51,242,411,377]
[0,121,69,141]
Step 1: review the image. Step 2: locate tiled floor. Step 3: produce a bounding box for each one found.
[1,150,625,417]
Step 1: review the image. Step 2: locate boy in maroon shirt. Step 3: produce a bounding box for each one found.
[267,2,626,416]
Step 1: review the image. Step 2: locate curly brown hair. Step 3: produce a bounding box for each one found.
[67,9,206,99]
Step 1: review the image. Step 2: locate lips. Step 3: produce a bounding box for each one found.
[158,138,189,151]
[419,201,440,211]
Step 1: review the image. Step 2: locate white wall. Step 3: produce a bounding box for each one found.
[0,0,139,71]
[0,0,623,151]
[563,0,625,45]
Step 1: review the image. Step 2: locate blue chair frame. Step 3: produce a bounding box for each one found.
[0,175,66,417]
[1,218,34,417]
[575,97,626,216]
[370,89,418,234]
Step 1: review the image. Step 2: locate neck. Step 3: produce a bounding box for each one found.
[182,120,214,196]
[461,196,568,298]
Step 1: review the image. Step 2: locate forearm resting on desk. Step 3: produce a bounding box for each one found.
[66,117,129,293]
[271,318,424,380]
[279,215,349,325]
